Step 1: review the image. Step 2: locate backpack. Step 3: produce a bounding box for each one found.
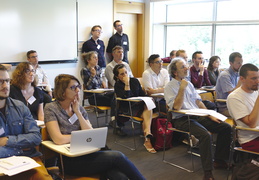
[151,117,173,151]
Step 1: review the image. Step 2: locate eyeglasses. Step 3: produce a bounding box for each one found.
[116,24,123,27]
[153,60,163,64]
[25,69,35,74]
[0,79,11,85]
[29,56,38,59]
[93,30,103,33]
[69,84,82,91]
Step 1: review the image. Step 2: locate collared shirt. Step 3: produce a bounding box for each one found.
[105,60,133,87]
[215,67,239,112]
[227,87,259,144]
[106,33,129,63]
[164,78,201,119]
[44,101,90,135]
[0,98,41,158]
[81,38,106,68]
[142,68,169,90]
[190,65,212,88]
[35,65,52,92]
[80,65,103,90]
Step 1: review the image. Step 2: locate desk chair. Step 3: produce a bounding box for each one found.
[163,109,198,173]
[115,97,158,150]
[40,127,100,180]
[83,90,111,127]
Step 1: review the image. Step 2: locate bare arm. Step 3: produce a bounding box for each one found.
[240,95,259,128]
[37,103,44,121]
[46,121,71,145]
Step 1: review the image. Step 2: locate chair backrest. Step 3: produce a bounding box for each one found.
[200,92,214,102]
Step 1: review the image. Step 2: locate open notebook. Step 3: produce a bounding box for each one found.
[64,127,108,153]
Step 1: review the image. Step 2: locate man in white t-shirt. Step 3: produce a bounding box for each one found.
[227,63,259,152]
[142,54,169,113]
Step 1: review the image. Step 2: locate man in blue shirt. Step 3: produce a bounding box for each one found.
[0,64,51,179]
[215,52,243,117]
[165,58,231,180]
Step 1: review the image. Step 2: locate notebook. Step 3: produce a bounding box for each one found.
[64,127,108,153]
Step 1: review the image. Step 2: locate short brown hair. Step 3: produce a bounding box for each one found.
[81,51,98,65]
[54,74,80,101]
[11,62,37,89]
[112,45,123,53]
[27,50,37,58]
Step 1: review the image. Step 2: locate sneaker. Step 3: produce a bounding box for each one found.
[113,128,127,137]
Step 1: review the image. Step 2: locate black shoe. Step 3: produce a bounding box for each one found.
[113,128,127,137]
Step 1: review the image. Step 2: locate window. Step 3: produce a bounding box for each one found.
[152,0,259,67]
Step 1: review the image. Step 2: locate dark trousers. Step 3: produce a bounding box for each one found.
[173,116,232,171]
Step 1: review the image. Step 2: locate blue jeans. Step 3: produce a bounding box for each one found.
[62,150,145,180]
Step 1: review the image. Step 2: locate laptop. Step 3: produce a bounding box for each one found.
[64,127,108,153]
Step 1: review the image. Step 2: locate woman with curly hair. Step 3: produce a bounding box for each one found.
[10,62,44,121]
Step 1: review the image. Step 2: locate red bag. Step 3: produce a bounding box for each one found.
[151,118,173,151]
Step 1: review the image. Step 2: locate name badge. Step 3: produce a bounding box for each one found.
[27,96,36,105]
[68,113,78,124]
[97,44,101,49]
[123,41,127,45]
[0,127,5,136]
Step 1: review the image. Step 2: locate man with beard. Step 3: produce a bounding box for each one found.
[0,64,51,179]
[215,52,243,117]
[227,63,259,152]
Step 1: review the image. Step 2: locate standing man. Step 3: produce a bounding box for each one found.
[81,25,106,69]
[165,58,231,180]
[190,51,212,88]
[27,50,52,104]
[106,20,129,63]
[216,52,243,117]
[227,63,259,152]
[0,64,52,179]
[105,46,133,88]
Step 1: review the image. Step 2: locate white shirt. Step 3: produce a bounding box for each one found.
[227,87,259,144]
[142,68,169,91]
[105,60,133,87]
[35,65,52,92]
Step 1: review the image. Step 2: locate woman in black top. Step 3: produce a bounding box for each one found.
[10,62,44,120]
[207,56,221,85]
[113,64,156,153]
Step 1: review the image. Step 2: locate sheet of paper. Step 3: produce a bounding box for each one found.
[128,97,156,110]
[176,109,227,121]
[35,120,44,127]
[0,156,40,176]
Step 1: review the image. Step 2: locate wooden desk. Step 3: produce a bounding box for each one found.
[84,88,114,94]
[41,141,100,158]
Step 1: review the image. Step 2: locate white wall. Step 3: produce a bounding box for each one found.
[9,0,113,91]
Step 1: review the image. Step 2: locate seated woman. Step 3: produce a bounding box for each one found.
[10,62,44,121]
[207,56,221,86]
[81,51,114,107]
[44,74,145,180]
[113,64,156,154]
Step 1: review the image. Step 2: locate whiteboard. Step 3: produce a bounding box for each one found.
[0,0,77,63]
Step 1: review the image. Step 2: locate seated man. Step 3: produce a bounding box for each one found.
[190,51,212,88]
[105,45,133,88]
[161,50,176,63]
[27,50,52,105]
[142,54,169,113]
[227,63,259,152]
[164,58,231,180]
[216,52,243,117]
[0,64,52,180]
